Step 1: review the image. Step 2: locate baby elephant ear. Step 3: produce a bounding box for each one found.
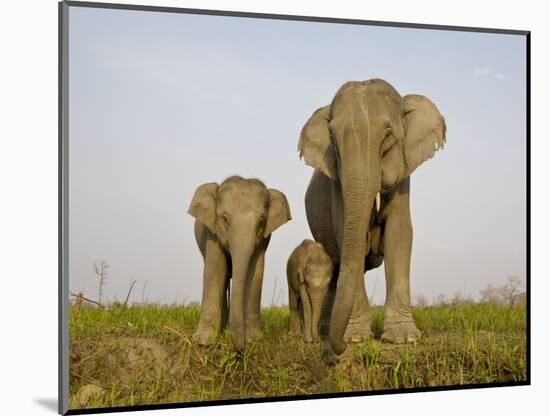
[298,106,336,180]
[264,189,292,237]
[187,182,219,234]
[403,94,446,177]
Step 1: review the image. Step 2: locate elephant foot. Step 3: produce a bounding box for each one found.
[192,324,217,346]
[288,328,302,337]
[245,325,263,342]
[321,338,339,366]
[381,321,421,344]
[343,317,372,343]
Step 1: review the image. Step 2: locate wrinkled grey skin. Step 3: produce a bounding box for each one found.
[298,79,446,361]
[188,176,292,351]
[287,240,333,342]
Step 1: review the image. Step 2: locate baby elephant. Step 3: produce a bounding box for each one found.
[189,176,291,351]
[287,240,333,342]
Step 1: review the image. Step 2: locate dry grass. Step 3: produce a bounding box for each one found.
[68,303,527,410]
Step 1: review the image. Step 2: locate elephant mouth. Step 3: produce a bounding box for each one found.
[370,193,385,227]
[380,180,401,192]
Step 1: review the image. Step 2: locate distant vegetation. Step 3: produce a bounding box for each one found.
[414,276,526,308]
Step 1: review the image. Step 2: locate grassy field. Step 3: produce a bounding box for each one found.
[68,303,527,410]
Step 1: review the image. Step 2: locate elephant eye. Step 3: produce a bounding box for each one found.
[331,136,341,171]
[256,216,265,237]
[222,214,230,226]
[381,129,395,156]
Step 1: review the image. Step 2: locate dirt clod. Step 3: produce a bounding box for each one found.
[75,384,105,408]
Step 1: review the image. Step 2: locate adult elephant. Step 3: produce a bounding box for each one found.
[298,79,446,358]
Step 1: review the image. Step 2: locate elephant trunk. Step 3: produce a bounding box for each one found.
[310,292,323,340]
[329,94,379,355]
[299,283,313,341]
[329,176,374,354]
[229,238,255,352]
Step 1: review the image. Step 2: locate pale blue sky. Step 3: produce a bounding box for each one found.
[68,6,526,305]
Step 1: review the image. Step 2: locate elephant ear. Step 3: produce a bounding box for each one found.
[264,189,292,237]
[187,182,219,234]
[298,106,336,180]
[403,94,446,177]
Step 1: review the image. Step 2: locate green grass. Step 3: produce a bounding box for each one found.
[68,303,527,409]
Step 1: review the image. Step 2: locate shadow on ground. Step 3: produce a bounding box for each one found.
[34,398,58,413]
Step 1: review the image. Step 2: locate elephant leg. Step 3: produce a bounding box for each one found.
[320,269,339,365]
[381,180,421,343]
[344,272,372,343]
[245,246,266,342]
[193,235,228,346]
[288,288,302,336]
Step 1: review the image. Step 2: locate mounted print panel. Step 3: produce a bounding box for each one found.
[59,1,529,414]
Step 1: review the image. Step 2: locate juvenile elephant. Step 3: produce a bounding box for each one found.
[188,176,291,351]
[299,79,446,358]
[287,240,333,342]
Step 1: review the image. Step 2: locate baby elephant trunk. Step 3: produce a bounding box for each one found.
[310,293,323,340]
[229,241,255,352]
[298,284,313,342]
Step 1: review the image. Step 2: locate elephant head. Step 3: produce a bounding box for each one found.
[188,176,291,350]
[298,79,446,354]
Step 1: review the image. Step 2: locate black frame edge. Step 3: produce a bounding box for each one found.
[65,381,530,415]
[63,0,529,35]
[59,1,70,414]
[525,31,531,385]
